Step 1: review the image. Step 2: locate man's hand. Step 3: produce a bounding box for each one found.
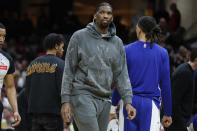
[61,102,72,123]
[125,103,136,120]
[161,116,172,127]
[109,113,118,121]
[11,112,21,127]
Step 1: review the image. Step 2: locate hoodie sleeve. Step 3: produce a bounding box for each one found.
[160,49,172,116]
[113,39,133,105]
[61,33,78,103]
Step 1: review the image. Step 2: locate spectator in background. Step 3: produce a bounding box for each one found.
[175,45,189,67]
[154,3,169,23]
[25,33,65,131]
[114,16,130,44]
[19,14,34,37]
[158,17,171,50]
[159,18,170,43]
[0,22,21,129]
[164,44,175,77]
[166,48,197,131]
[168,3,181,32]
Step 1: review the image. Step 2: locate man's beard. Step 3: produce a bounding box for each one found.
[0,44,3,49]
[0,42,4,48]
[99,22,111,29]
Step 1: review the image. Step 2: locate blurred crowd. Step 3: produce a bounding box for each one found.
[0,2,196,131]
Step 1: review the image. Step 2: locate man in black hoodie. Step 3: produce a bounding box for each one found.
[25,33,64,131]
[165,48,197,131]
[61,2,136,131]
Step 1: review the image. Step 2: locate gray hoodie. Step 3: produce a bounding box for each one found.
[61,22,133,104]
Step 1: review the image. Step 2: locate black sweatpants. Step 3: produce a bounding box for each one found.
[0,101,3,130]
[31,114,63,131]
[165,118,188,131]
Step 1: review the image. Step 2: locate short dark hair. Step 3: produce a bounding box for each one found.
[0,22,6,29]
[94,2,113,13]
[190,48,197,62]
[138,16,161,47]
[43,33,63,51]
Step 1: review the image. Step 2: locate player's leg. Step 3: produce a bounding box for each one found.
[149,100,160,131]
[71,94,99,131]
[138,97,153,131]
[98,100,111,131]
[123,95,138,131]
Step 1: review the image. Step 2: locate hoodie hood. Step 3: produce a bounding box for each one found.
[86,21,116,39]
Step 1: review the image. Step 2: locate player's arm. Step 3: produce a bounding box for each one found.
[4,74,21,126]
[113,39,135,120]
[159,50,172,127]
[61,33,79,122]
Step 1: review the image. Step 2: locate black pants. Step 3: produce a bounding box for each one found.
[73,119,78,131]
[0,102,3,130]
[31,114,63,131]
[165,118,188,131]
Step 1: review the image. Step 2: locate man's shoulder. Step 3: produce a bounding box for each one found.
[50,56,64,70]
[0,50,13,61]
[31,55,63,63]
[27,55,64,74]
[173,63,192,77]
[125,41,138,48]
[112,35,122,41]
[153,44,169,57]
[28,55,49,66]
[154,43,167,52]
[55,57,65,65]
[108,35,123,47]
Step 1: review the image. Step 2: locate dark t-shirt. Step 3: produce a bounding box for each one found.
[171,62,194,121]
[25,54,64,115]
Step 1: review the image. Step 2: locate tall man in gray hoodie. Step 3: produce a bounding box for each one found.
[61,2,136,131]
